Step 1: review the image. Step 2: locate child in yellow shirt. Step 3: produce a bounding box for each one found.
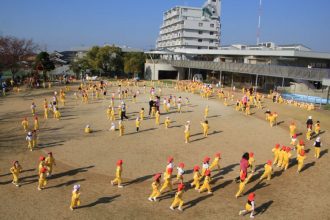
[70,185,81,210]
[272,144,280,165]
[190,165,201,190]
[10,161,22,187]
[200,120,209,137]
[170,183,185,211]
[164,117,171,129]
[148,173,161,202]
[135,117,140,132]
[297,150,306,173]
[111,160,124,188]
[209,153,221,171]
[259,160,273,181]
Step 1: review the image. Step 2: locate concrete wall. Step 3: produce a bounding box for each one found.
[144,63,178,80]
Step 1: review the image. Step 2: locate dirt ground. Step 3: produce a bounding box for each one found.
[0,82,329,220]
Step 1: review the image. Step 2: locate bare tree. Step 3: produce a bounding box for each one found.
[0,36,39,78]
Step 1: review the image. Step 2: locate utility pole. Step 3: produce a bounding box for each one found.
[257,0,262,45]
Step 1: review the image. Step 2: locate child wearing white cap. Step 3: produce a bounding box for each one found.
[26,132,33,151]
[70,185,81,210]
[84,125,91,133]
[314,136,322,159]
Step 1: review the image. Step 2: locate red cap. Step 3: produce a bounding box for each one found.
[293,134,297,138]
[24,117,27,120]
[178,183,185,191]
[178,162,185,168]
[249,152,254,157]
[275,144,280,148]
[248,192,255,201]
[40,167,47,173]
[193,165,200,172]
[204,169,211,176]
[300,150,305,156]
[13,160,18,165]
[167,168,173,174]
[35,116,38,120]
[291,122,295,125]
[281,146,286,150]
[167,157,174,163]
[285,147,291,152]
[203,157,210,163]
[39,156,45,161]
[299,140,304,145]
[215,152,221,158]
[154,173,161,181]
[117,160,123,166]
[267,160,272,165]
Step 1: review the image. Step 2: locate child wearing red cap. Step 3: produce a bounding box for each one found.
[296,140,305,158]
[297,150,307,173]
[199,169,212,194]
[277,146,286,167]
[272,144,280,165]
[34,116,39,130]
[175,163,185,184]
[148,173,161,202]
[209,153,221,171]
[38,156,46,175]
[111,160,124,188]
[248,152,255,173]
[170,183,185,211]
[259,160,273,181]
[70,185,81,210]
[160,168,173,193]
[235,171,253,198]
[190,166,201,190]
[165,157,174,172]
[22,118,29,131]
[45,152,56,176]
[38,167,48,190]
[201,157,210,177]
[281,147,292,170]
[200,120,209,137]
[239,192,256,218]
[10,161,22,187]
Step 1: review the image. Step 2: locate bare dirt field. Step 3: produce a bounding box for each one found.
[0,82,329,220]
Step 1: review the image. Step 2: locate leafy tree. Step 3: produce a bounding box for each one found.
[35,51,55,81]
[0,36,38,78]
[124,52,146,77]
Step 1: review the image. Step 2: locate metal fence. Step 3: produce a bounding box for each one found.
[159,60,330,82]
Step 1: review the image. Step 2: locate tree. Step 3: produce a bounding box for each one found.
[124,52,146,77]
[35,52,55,81]
[0,36,38,78]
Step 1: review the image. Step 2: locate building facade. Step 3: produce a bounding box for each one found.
[156,0,221,50]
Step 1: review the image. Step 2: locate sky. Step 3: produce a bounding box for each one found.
[0,0,329,52]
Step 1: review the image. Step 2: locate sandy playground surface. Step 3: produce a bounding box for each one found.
[0,82,329,220]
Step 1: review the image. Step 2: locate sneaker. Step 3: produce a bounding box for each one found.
[70,207,74,211]
[170,206,174,211]
[110,181,114,186]
[178,207,183,211]
[15,184,20,187]
[148,197,153,202]
[153,197,158,202]
[38,187,42,191]
[207,191,213,194]
[118,185,123,188]
[250,215,254,219]
[239,210,243,216]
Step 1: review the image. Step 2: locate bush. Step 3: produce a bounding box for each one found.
[323,104,330,110]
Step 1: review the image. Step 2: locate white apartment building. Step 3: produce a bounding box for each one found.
[156,0,221,50]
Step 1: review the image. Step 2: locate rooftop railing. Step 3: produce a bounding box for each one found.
[162,60,330,82]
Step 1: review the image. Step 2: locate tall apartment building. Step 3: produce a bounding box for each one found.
[156,0,221,50]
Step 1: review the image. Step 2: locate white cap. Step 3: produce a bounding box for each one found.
[86,125,90,128]
[73,184,80,191]
[187,121,190,123]
[316,136,321,142]
[28,132,32,135]
[308,116,312,119]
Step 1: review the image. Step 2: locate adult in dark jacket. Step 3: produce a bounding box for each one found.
[306,116,313,129]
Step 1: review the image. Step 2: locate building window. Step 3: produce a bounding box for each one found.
[198,23,203,27]
[198,39,203,42]
[198,47,202,49]
[210,23,214,28]
[183,8,188,12]
[210,40,213,43]
[198,31,203,34]
[210,31,214,35]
